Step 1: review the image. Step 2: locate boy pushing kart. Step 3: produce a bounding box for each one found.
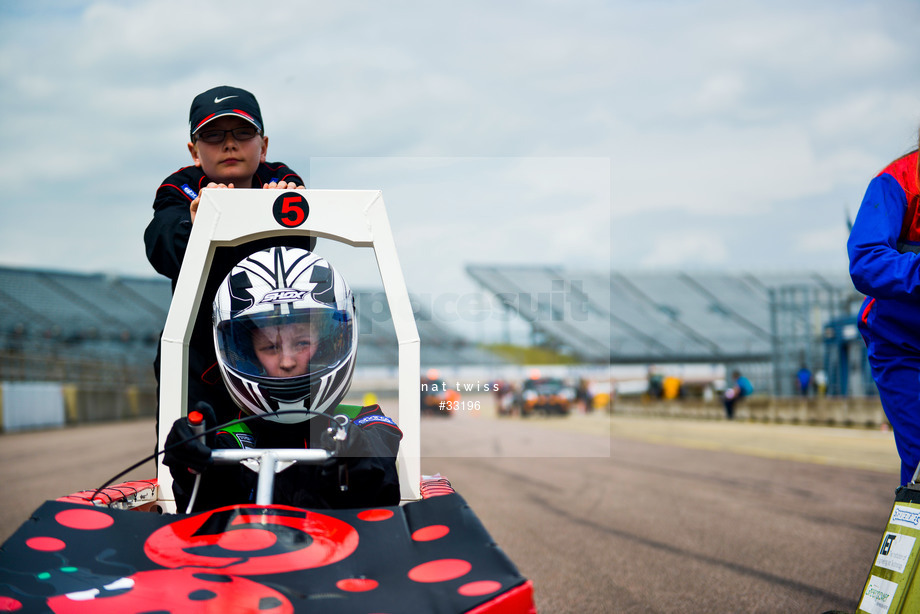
[145,86,312,432]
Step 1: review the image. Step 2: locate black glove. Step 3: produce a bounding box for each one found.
[320,417,370,459]
[163,402,217,474]
[317,418,401,506]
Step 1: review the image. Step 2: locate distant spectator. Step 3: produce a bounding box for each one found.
[662,375,682,400]
[723,370,753,420]
[647,366,664,400]
[703,384,714,403]
[576,377,594,412]
[815,370,827,397]
[795,366,812,396]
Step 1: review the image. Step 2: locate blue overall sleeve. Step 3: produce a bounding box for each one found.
[848,173,920,299]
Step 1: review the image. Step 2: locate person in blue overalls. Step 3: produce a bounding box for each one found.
[848,134,920,486]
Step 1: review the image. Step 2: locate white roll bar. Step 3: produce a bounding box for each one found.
[156,189,421,511]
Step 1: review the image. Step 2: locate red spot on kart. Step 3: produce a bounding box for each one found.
[458,580,502,596]
[0,596,23,611]
[336,578,379,592]
[25,537,65,552]
[217,528,277,551]
[357,509,393,522]
[55,509,114,531]
[411,524,450,541]
[408,559,472,583]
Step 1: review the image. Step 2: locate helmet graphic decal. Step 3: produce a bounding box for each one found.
[309,263,336,305]
[229,271,255,315]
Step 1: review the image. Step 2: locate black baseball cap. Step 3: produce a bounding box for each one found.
[189,86,263,137]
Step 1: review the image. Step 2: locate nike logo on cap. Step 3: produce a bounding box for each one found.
[214,95,238,103]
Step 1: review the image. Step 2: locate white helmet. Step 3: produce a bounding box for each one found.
[212,247,357,423]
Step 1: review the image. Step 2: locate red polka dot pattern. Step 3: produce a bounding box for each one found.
[357,509,394,522]
[25,537,65,552]
[408,558,472,583]
[458,580,502,596]
[1,495,532,612]
[54,508,114,530]
[411,524,450,542]
[0,596,23,611]
[336,578,379,592]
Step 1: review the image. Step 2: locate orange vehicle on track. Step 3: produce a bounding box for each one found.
[517,377,575,416]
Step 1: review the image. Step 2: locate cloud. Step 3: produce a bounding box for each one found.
[639,232,730,269]
[0,0,917,292]
[308,156,610,299]
[793,226,850,256]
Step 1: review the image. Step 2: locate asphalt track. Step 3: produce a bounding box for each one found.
[0,394,901,613]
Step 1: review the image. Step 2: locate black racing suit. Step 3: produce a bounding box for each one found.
[144,163,313,429]
[170,404,403,511]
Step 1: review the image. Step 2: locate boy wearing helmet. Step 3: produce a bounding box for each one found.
[163,247,402,511]
[251,320,320,378]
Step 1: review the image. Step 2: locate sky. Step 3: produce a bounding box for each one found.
[1,0,919,338]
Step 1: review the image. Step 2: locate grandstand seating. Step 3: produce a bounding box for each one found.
[2,263,862,381]
[0,266,497,382]
[466,265,860,364]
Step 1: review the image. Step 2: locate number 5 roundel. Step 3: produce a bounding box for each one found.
[272,192,309,228]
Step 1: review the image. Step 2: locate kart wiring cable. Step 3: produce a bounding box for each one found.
[87,409,340,505]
